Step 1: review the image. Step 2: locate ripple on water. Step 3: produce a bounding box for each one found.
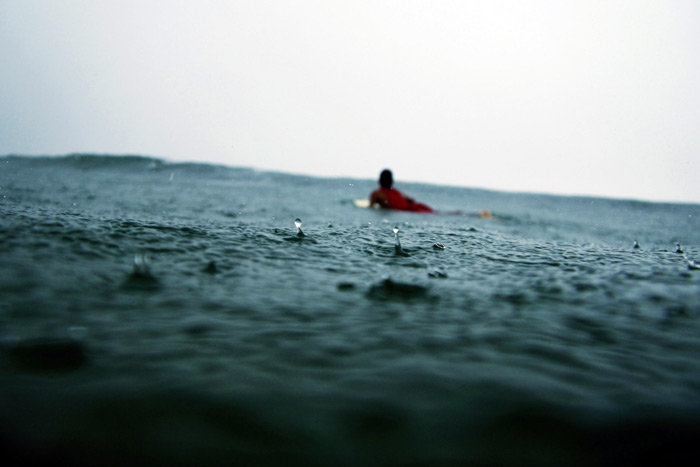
[3,157,700,466]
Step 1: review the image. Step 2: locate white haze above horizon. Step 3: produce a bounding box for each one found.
[1,0,699,203]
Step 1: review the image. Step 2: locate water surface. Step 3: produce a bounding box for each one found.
[1,155,699,465]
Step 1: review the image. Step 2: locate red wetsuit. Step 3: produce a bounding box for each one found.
[379,187,434,213]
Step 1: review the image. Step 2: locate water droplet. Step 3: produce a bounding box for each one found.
[676,243,684,254]
[132,253,153,275]
[126,252,159,289]
[633,240,640,249]
[133,253,147,269]
[392,226,406,255]
[169,172,174,181]
[295,218,302,229]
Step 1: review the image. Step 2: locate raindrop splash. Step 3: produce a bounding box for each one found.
[125,252,159,289]
[393,226,408,256]
[295,218,305,237]
[133,253,148,273]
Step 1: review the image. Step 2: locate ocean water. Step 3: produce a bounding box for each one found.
[1,154,699,466]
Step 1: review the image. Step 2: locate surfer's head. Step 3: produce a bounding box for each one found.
[379,169,393,189]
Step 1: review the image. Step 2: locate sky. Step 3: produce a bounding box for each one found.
[1,0,699,203]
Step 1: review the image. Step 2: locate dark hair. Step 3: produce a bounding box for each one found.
[379,169,393,188]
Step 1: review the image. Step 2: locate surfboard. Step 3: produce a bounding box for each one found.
[354,198,492,217]
[353,199,372,208]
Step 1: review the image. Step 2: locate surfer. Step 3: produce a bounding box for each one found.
[369,169,434,213]
[368,169,493,217]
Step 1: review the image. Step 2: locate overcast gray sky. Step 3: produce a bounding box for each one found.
[1,0,699,203]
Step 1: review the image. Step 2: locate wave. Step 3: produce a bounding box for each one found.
[2,153,164,170]
[1,154,263,181]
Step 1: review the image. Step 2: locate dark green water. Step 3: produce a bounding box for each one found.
[1,155,700,465]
